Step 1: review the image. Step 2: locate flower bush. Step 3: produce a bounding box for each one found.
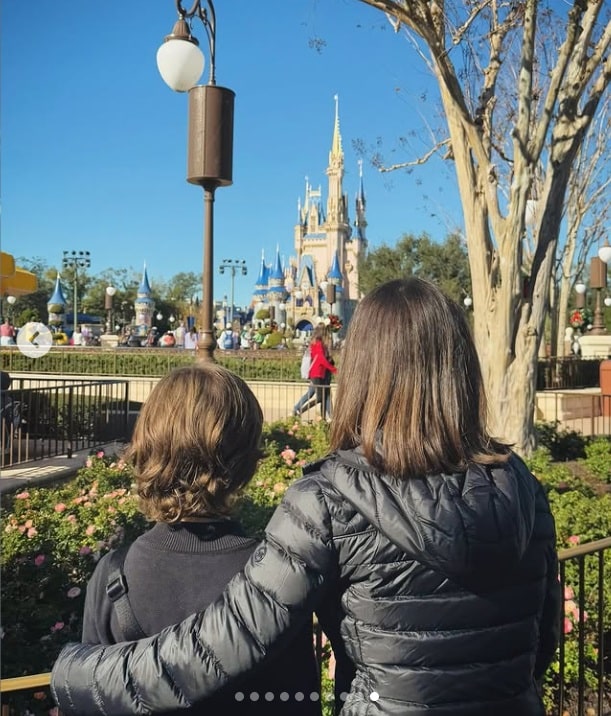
[327,314,343,332]
[569,308,593,331]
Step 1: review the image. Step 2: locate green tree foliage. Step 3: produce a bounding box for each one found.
[165,272,201,302]
[358,232,470,302]
[11,257,56,324]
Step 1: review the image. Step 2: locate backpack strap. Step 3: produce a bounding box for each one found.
[105,545,147,641]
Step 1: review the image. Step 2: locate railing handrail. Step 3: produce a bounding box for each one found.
[1,672,52,693]
[557,536,611,561]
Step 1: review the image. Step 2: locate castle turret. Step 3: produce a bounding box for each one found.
[47,273,67,329]
[252,251,269,312]
[354,159,368,243]
[134,264,154,337]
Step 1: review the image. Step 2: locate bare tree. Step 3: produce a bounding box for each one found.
[352,0,610,454]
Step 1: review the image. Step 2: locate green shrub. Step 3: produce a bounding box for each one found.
[535,421,586,461]
[583,437,611,483]
[525,448,594,497]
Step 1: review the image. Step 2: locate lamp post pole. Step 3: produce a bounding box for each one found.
[62,250,91,336]
[157,0,234,361]
[219,258,247,326]
[105,286,117,334]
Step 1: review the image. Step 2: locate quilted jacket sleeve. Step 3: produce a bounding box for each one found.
[51,476,334,715]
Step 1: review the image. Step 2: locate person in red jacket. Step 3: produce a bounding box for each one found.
[308,324,336,419]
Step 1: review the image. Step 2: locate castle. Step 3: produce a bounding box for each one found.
[251,97,368,332]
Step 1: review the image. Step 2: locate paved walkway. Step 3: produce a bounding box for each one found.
[0,442,125,495]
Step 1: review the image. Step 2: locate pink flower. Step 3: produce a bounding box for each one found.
[565,600,578,618]
[15,491,30,499]
[34,554,46,567]
[85,525,96,536]
[50,622,64,632]
[564,585,574,600]
[66,514,77,524]
[24,519,33,529]
[85,458,93,468]
[66,587,81,599]
[280,447,297,464]
[567,535,580,545]
[79,546,92,556]
[563,618,573,634]
[27,527,38,539]
[54,503,67,513]
[96,451,105,458]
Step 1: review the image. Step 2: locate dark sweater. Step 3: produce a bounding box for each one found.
[82,520,321,715]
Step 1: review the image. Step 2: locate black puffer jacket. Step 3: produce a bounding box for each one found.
[51,450,560,716]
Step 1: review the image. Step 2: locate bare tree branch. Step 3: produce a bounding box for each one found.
[451,0,494,46]
[378,138,452,173]
[530,2,589,160]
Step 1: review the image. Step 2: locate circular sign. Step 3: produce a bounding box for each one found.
[16,322,53,358]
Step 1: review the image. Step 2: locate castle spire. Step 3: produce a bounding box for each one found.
[329,94,343,165]
[138,263,152,296]
[355,159,368,242]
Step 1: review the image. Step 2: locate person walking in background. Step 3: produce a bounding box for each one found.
[184,326,199,351]
[52,278,560,716]
[219,324,235,350]
[174,320,186,349]
[293,342,316,417]
[78,364,321,715]
[0,318,16,346]
[308,324,336,419]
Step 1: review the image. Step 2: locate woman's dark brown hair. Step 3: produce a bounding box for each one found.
[330,278,510,478]
[124,364,263,522]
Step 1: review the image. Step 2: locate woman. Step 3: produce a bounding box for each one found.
[294,324,336,418]
[76,364,320,715]
[184,326,199,351]
[0,318,16,346]
[52,278,560,716]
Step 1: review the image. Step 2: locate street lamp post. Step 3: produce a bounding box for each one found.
[157,0,234,361]
[4,295,16,324]
[105,286,117,334]
[62,250,91,336]
[219,258,247,326]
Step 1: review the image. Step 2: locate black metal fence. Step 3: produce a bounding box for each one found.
[553,537,611,716]
[1,378,130,467]
[537,358,605,390]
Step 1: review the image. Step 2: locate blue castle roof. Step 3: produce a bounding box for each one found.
[328,251,343,281]
[48,274,67,307]
[138,265,152,296]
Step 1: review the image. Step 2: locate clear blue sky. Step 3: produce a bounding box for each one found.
[2,0,463,308]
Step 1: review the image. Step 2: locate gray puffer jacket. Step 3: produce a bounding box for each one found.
[51,450,560,716]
